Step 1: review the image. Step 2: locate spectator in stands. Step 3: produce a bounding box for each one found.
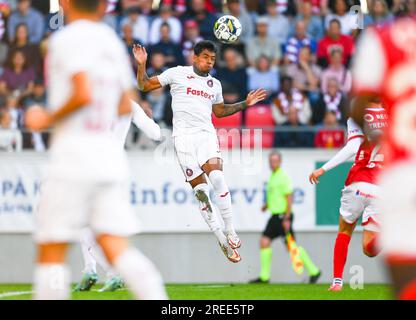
[138,0,158,20]
[226,0,254,44]
[0,50,35,101]
[181,0,217,41]
[147,51,168,76]
[0,108,22,152]
[276,106,314,147]
[284,46,321,103]
[216,48,248,102]
[181,19,203,61]
[292,0,324,42]
[284,20,317,64]
[149,22,184,68]
[320,47,351,94]
[265,0,291,46]
[0,1,10,42]
[324,0,357,35]
[247,55,280,103]
[314,110,345,148]
[149,4,182,45]
[23,78,45,109]
[120,6,149,45]
[160,0,187,17]
[317,19,355,68]
[246,16,282,67]
[0,22,8,69]
[312,77,348,124]
[7,0,45,44]
[8,23,41,72]
[3,93,24,129]
[146,85,169,124]
[272,76,312,125]
[364,0,394,27]
[121,23,139,68]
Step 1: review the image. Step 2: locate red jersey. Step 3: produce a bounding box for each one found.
[317,34,355,65]
[345,108,388,186]
[352,17,416,165]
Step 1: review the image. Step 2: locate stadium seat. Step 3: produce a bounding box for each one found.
[212,112,242,128]
[212,113,242,149]
[243,105,275,148]
[245,104,275,128]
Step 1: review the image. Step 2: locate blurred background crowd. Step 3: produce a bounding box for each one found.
[0,0,411,151]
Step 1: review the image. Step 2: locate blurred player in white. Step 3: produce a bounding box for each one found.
[76,100,161,292]
[309,105,387,291]
[133,40,267,263]
[25,0,166,300]
[351,11,416,299]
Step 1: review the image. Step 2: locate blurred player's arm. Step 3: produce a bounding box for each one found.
[309,136,363,184]
[213,89,267,118]
[133,44,162,92]
[25,72,92,131]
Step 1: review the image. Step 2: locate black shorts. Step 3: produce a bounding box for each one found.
[262,214,295,241]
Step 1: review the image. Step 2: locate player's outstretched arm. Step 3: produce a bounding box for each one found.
[308,137,363,184]
[25,72,92,131]
[212,89,267,118]
[133,44,162,92]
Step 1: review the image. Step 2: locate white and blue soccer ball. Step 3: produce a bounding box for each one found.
[213,15,242,44]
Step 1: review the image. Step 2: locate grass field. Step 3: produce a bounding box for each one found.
[0,283,393,300]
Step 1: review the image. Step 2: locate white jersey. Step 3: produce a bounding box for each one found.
[46,20,134,181]
[157,66,224,137]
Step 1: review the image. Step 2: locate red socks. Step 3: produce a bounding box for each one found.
[333,233,351,280]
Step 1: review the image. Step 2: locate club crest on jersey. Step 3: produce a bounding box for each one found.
[207,79,213,88]
[186,169,193,177]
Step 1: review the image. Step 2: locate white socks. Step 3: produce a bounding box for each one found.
[208,170,235,234]
[34,264,71,300]
[113,248,167,300]
[194,183,227,245]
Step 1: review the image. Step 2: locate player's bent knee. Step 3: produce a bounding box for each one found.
[260,237,271,248]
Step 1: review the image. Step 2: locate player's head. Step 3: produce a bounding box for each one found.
[269,151,282,171]
[61,0,106,20]
[193,40,217,74]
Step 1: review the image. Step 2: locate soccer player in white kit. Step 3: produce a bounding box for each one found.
[25,0,167,300]
[75,100,162,292]
[133,41,267,263]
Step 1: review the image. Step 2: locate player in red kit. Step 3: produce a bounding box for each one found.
[310,104,388,291]
[351,13,416,299]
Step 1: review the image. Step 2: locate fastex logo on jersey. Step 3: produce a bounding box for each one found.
[186,87,215,100]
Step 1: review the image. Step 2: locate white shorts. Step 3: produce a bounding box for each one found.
[173,132,222,182]
[34,178,141,244]
[339,182,380,232]
[379,162,416,257]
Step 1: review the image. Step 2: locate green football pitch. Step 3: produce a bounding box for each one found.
[0,284,393,300]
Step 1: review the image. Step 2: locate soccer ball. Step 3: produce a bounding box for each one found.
[213,15,242,44]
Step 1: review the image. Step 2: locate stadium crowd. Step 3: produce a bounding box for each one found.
[0,0,410,151]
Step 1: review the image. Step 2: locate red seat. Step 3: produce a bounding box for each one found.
[241,130,274,148]
[245,105,275,128]
[212,112,242,129]
[217,128,241,149]
[243,105,275,148]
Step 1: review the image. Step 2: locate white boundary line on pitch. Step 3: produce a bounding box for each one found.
[0,291,33,299]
